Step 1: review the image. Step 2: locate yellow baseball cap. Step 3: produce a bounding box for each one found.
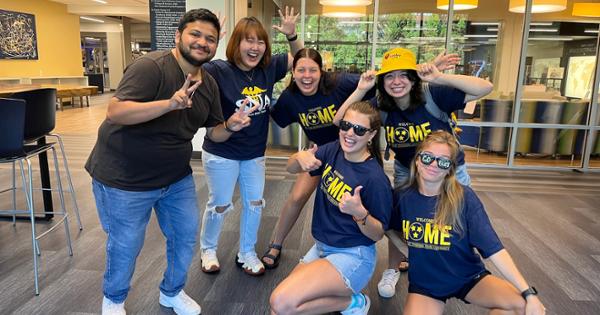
[377,48,417,76]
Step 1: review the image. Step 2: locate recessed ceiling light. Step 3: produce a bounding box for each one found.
[92,0,107,4]
[80,16,105,23]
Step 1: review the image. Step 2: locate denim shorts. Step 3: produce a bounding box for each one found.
[300,241,376,294]
[408,269,491,303]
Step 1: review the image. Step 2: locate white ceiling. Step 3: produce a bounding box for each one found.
[50,0,150,22]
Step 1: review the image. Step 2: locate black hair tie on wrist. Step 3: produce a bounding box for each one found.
[287,33,298,42]
[224,121,235,133]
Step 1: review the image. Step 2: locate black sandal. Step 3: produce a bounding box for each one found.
[398,258,409,272]
[261,243,282,269]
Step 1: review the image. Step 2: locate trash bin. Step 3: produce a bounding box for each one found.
[530,100,563,154]
[480,99,512,152]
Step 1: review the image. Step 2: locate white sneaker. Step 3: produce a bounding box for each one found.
[200,249,220,273]
[377,269,400,298]
[236,252,265,276]
[341,293,371,315]
[159,290,201,315]
[102,296,126,315]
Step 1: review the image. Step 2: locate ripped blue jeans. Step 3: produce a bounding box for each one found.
[199,150,265,254]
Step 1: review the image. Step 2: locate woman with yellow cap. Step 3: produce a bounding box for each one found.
[333,47,493,298]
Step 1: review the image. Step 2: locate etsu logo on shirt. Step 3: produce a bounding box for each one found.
[402,217,452,251]
[386,122,432,147]
[320,164,352,206]
[236,86,270,115]
[298,104,337,129]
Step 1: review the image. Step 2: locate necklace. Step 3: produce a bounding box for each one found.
[242,68,255,82]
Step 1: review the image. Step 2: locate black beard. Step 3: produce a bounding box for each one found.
[178,41,209,66]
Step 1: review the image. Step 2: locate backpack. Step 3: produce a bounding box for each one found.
[381,83,462,160]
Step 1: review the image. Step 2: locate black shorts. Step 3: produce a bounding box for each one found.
[408,270,491,303]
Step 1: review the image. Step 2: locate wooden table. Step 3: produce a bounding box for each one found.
[0,84,98,110]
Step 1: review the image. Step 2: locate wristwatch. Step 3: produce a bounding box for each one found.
[521,286,538,299]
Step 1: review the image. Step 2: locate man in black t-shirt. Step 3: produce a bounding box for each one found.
[85,9,257,315]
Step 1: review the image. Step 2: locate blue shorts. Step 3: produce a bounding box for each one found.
[301,240,376,294]
[408,270,491,303]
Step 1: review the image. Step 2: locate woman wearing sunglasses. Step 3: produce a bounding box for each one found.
[263,47,459,270]
[270,101,392,315]
[334,47,493,298]
[392,130,545,315]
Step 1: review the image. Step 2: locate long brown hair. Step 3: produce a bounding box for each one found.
[287,48,337,95]
[403,130,465,232]
[226,17,271,68]
[342,102,383,166]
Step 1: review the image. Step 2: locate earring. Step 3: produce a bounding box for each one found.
[368,140,372,145]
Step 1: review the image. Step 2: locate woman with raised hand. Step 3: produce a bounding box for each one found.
[262,47,460,270]
[392,130,545,315]
[270,101,392,315]
[334,47,493,298]
[198,7,302,276]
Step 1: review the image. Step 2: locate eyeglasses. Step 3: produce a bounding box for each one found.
[339,120,372,136]
[418,152,453,170]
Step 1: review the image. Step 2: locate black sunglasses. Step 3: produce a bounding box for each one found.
[339,120,372,136]
[418,152,453,170]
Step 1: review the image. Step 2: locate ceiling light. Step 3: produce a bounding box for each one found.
[529,37,572,41]
[530,28,558,32]
[572,3,600,17]
[92,0,107,4]
[470,22,500,26]
[437,0,478,10]
[464,34,498,38]
[80,16,105,23]
[319,0,372,6]
[584,29,599,33]
[509,0,567,13]
[322,5,367,18]
[487,27,499,31]
[530,22,553,25]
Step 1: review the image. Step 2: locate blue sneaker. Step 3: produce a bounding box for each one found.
[341,293,370,315]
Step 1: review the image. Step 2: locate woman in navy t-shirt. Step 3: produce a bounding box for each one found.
[262,48,373,269]
[390,130,545,315]
[270,102,392,315]
[334,47,493,298]
[198,7,303,276]
[263,48,459,270]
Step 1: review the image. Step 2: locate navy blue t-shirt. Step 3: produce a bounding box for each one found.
[376,84,466,167]
[202,54,288,160]
[309,141,392,248]
[390,186,504,296]
[270,73,373,145]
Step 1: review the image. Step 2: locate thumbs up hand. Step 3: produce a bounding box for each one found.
[339,186,366,217]
[296,144,322,172]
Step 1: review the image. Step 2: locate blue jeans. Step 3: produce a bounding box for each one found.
[393,159,471,188]
[200,150,265,254]
[301,241,377,294]
[92,174,199,303]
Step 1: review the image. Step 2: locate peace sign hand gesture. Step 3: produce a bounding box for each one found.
[357,70,377,91]
[339,186,366,217]
[272,6,299,37]
[225,97,261,131]
[169,73,202,110]
[433,50,461,72]
[416,63,442,83]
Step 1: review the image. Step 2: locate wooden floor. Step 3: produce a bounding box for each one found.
[1,94,600,314]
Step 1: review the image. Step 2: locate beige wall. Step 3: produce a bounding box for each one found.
[0,0,82,77]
